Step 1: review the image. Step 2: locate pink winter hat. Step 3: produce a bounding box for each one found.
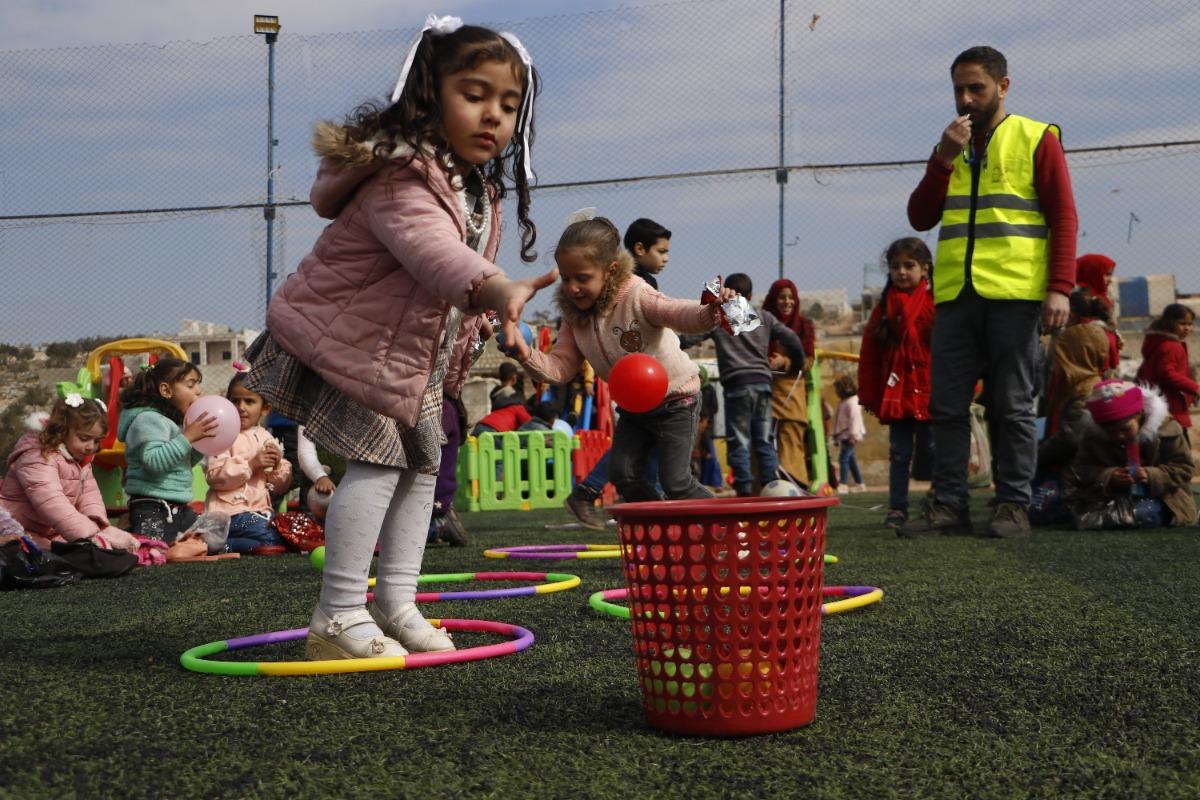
[1086,380,1144,423]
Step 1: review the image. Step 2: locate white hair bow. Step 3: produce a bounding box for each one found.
[564,207,597,225]
[390,15,464,104]
[65,393,84,408]
[500,31,535,182]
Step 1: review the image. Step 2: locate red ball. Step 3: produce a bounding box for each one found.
[608,353,668,413]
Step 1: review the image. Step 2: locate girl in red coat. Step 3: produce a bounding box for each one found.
[1136,303,1198,438]
[858,237,936,529]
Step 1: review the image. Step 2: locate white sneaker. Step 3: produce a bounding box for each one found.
[853,484,869,493]
[305,607,407,660]
[836,484,849,495]
[369,602,455,653]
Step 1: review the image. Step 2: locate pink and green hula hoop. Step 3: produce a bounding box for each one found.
[180,618,534,676]
[588,585,883,619]
[483,543,622,560]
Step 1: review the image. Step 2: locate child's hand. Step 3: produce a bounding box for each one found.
[719,286,739,302]
[768,353,788,371]
[184,412,219,444]
[477,270,559,358]
[253,443,282,473]
[1134,467,1148,483]
[97,528,139,553]
[313,476,336,494]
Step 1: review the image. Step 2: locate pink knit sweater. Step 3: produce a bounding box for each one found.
[523,277,718,401]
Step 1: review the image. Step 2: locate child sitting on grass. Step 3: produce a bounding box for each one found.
[0,395,138,553]
[1063,380,1197,529]
[204,373,293,554]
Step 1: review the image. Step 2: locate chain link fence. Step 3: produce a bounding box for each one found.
[2,0,1197,347]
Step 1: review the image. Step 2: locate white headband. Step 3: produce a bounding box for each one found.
[389,15,535,182]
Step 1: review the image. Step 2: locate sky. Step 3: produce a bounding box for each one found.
[1,0,1198,344]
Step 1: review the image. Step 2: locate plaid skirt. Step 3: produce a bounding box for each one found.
[244,327,456,473]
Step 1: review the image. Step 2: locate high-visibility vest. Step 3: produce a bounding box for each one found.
[933,113,1058,304]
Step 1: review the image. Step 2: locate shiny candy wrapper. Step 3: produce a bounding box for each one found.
[701,276,760,335]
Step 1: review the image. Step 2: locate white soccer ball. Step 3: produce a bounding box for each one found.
[760,479,804,497]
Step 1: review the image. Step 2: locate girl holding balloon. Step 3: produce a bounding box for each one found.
[117,357,219,542]
[203,372,292,554]
[514,215,734,502]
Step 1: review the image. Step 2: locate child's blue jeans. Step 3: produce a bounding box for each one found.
[227,511,283,554]
[838,440,863,485]
[723,382,778,495]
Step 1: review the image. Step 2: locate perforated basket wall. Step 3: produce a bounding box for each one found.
[611,495,835,736]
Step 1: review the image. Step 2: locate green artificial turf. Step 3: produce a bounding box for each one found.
[2,496,1198,799]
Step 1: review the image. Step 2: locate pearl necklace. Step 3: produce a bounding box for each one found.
[461,166,490,239]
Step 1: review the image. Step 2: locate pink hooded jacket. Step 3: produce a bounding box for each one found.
[204,427,294,516]
[266,124,497,425]
[0,429,112,549]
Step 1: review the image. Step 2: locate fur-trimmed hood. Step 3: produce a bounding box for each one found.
[1082,383,1171,442]
[308,121,478,221]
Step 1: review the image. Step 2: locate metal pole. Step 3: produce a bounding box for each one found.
[776,0,787,279]
[264,31,278,307]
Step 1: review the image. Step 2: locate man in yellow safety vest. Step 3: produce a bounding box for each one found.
[901,46,1078,539]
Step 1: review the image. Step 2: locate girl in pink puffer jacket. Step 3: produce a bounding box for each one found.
[243,18,554,662]
[0,396,137,553]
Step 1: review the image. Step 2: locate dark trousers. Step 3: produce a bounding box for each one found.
[888,419,933,511]
[609,395,712,502]
[434,397,463,517]
[929,287,1041,509]
[128,497,199,544]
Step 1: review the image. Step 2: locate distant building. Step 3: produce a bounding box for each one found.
[796,288,851,320]
[163,320,260,367]
[1117,275,1175,319]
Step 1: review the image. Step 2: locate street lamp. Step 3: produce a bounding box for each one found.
[254,14,280,307]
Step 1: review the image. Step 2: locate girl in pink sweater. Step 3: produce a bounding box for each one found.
[0,396,137,553]
[243,18,553,660]
[515,217,732,501]
[204,373,293,554]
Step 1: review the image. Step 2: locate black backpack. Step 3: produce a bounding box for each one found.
[0,537,82,590]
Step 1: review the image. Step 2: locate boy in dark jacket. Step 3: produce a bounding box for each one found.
[680,273,806,496]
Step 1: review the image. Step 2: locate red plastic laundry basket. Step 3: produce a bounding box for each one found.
[611,495,836,736]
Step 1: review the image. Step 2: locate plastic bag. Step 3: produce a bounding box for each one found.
[184,512,230,554]
[967,403,993,489]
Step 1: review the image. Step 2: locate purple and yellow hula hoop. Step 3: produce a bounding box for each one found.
[483,543,622,560]
[180,618,534,677]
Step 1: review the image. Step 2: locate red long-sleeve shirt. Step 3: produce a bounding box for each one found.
[907,122,1078,298]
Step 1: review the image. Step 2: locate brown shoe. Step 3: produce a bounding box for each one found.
[440,508,470,547]
[564,489,605,530]
[898,498,972,538]
[987,502,1031,539]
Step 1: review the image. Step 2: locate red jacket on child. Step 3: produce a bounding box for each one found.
[858,280,935,423]
[1136,332,1198,428]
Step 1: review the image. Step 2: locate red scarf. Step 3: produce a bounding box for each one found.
[763,278,815,360]
[878,280,934,421]
[1076,253,1115,309]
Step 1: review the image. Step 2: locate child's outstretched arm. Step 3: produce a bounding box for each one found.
[640,285,723,336]
[518,322,585,386]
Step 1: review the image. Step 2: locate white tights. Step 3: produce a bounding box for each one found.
[318,460,437,638]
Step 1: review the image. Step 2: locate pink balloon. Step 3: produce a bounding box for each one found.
[183,395,241,456]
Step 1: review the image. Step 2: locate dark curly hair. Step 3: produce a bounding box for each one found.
[342,25,540,262]
[118,356,201,424]
[40,397,108,454]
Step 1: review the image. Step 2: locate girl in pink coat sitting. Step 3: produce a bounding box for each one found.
[244,17,553,661]
[514,216,733,502]
[204,373,293,554]
[0,395,137,553]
